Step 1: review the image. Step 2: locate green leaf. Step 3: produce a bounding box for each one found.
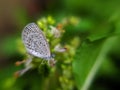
[1,36,18,56]
[64,0,120,19]
[72,36,118,90]
[87,22,113,41]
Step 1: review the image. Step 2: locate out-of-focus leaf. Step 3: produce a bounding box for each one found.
[87,22,114,41]
[1,36,19,56]
[0,65,22,90]
[72,36,118,90]
[64,0,120,19]
[99,57,117,76]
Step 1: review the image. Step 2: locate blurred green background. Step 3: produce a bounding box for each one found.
[0,0,120,90]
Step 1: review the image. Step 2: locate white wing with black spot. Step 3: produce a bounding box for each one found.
[22,23,51,59]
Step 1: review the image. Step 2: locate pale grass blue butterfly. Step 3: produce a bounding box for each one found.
[22,23,51,60]
[15,23,55,77]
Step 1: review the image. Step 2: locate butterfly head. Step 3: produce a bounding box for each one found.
[44,56,56,67]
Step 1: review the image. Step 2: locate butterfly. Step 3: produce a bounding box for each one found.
[14,23,56,77]
[22,23,56,66]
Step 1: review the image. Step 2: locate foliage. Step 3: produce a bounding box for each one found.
[1,0,120,90]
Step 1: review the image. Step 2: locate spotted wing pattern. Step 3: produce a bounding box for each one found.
[22,23,51,59]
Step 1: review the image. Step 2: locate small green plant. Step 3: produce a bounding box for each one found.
[15,16,80,90]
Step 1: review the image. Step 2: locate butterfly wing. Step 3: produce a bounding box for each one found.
[22,23,51,59]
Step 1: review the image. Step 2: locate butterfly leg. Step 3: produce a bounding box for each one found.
[14,55,33,77]
[15,60,26,66]
[25,55,33,66]
[40,59,47,65]
[14,64,32,77]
